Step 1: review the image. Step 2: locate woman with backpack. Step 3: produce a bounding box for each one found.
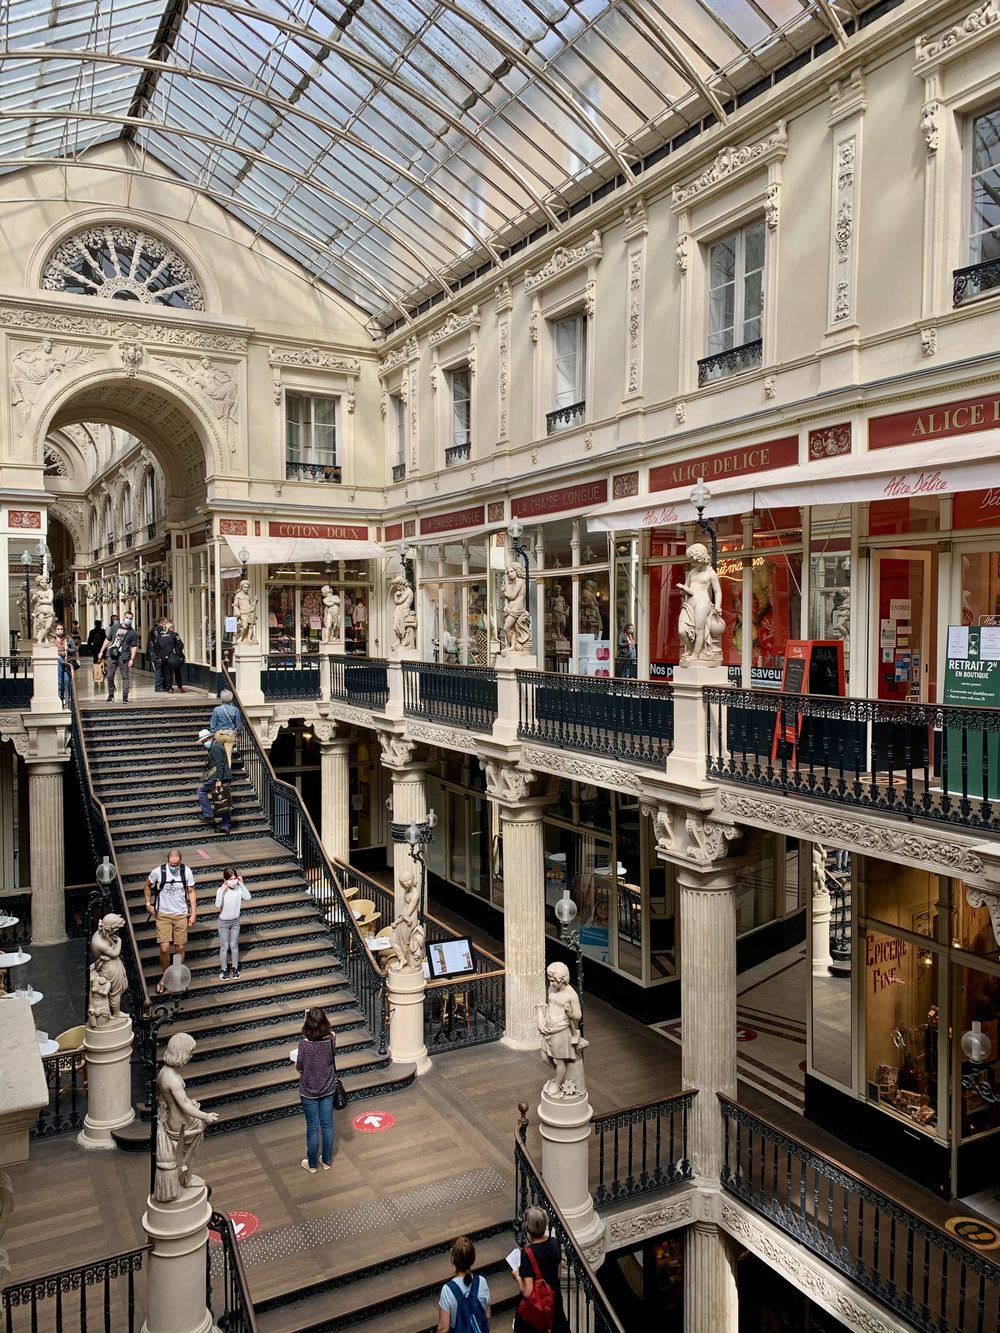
[437,1236,490,1331]
[215,865,250,981]
[296,1007,337,1173]
[514,1207,568,1333]
[158,622,186,693]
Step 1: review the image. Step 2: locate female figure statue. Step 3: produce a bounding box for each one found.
[233,580,258,644]
[30,575,56,645]
[154,1034,219,1203]
[389,865,425,971]
[88,912,128,1025]
[320,585,341,644]
[676,543,724,666]
[580,580,602,637]
[536,961,588,1098]
[501,563,532,654]
[389,575,417,651]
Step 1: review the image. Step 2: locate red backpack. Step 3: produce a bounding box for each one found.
[517,1244,555,1331]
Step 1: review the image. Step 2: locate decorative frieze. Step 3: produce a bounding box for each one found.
[915,1,1000,66]
[377,335,418,377]
[0,298,247,352]
[497,317,510,442]
[623,240,644,399]
[428,306,480,348]
[521,746,643,794]
[808,423,851,460]
[670,122,788,210]
[612,472,638,500]
[268,345,361,373]
[524,230,603,292]
[828,123,861,328]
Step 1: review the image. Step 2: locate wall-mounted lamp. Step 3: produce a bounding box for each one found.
[689,474,718,569]
[238,546,250,579]
[961,1021,999,1106]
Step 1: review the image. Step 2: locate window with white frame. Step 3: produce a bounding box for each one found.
[285,393,339,480]
[392,395,406,473]
[705,218,765,371]
[447,366,471,462]
[552,313,586,410]
[959,106,1000,308]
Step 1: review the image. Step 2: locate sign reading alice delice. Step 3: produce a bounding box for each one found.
[944,625,1000,799]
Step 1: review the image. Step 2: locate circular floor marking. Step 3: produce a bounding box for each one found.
[944,1216,1000,1250]
[209,1211,260,1243]
[352,1110,396,1133]
[736,1025,758,1043]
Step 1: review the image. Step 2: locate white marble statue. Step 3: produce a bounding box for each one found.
[320,584,341,644]
[87,912,129,1027]
[389,864,425,972]
[580,579,603,637]
[677,542,725,666]
[501,563,532,655]
[537,961,588,1099]
[389,575,417,651]
[30,574,56,645]
[233,579,258,644]
[153,1034,219,1203]
[546,583,569,644]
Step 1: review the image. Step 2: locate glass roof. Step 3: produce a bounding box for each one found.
[0,0,867,323]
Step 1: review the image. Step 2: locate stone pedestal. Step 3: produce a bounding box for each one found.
[78,1015,135,1149]
[142,1183,219,1333]
[232,642,264,705]
[30,642,61,713]
[0,1000,49,1286]
[811,887,833,977]
[538,1089,605,1262]
[27,758,66,944]
[493,655,536,744]
[498,799,546,1051]
[384,661,405,720]
[666,662,729,786]
[683,1222,739,1333]
[387,965,431,1075]
[320,738,351,862]
[318,642,334,702]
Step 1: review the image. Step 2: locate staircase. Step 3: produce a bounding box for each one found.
[80,700,415,1130]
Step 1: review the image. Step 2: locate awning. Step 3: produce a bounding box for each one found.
[224,536,385,565]
[587,430,1000,532]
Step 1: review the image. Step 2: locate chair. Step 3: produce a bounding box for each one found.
[351,898,376,919]
[53,1025,87,1096]
[357,910,380,938]
[373,925,399,962]
[56,1024,86,1051]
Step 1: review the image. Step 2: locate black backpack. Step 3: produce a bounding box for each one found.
[153,863,188,913]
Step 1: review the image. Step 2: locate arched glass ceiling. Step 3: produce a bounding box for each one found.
[0,0,868,323]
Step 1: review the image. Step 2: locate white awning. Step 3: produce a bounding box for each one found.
[224,536,385,565]
[587,430,1000,532]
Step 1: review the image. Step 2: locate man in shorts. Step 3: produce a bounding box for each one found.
[144,849,197,992]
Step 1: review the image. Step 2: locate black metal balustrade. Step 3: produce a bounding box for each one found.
[391,462,406,482]
[954,257,1000,305]
[592,1091,694,1207]
[720,1096,1000,1333]
[0,656,32,708]
[260,654,320,700]
[146,521,157,541]
[1,1246,150,1333]
[180,662,225,694]
[31,1046,87,1139]
[697,337,763,385]
[705,685,1000,834]
[546,399,586,434]
[285,459,342,483]
[402,661,498,732]
[514,1130,626,1333]
[207,1211,259,1332]
[444,441,471,467]
[518,670,673,766]
[107,536,115,554]
[329,656,389,709]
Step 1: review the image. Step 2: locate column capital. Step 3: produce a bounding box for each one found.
[378,731,427,771]
[481,758,554,811]
[641,801,740,873]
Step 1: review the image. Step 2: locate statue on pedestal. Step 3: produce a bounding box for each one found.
[30,574,55,645]
[233,580,258,644]
[501,563,532,654]
[537,962,588,1099]
[389,864,425,972]
[389,575,417,651]
[677,543,725,666]
[153,1034,219,1203]
[87,913,128,1027]
[320,584,341,644]
[547,582,568,644]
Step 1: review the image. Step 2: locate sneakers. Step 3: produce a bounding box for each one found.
[321,1161,332,1171]
[301,1159,317,1175]
[231,967,241,979]
[219,968,229,981]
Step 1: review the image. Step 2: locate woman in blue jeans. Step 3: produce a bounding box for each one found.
[296,1007,337,1173]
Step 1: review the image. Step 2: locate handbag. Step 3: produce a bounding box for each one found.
[517,1246,555,1332]
[333,1079,348,1110]
[210,782,232,817]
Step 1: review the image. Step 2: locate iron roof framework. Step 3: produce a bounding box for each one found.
[0,0,870,327]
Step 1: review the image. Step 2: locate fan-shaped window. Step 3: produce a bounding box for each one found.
[41,226,205,310]
[44,446,68,477]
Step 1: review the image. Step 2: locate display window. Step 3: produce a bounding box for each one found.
[419,534,504,664]
[958,962,1000,1140]
[867,496,941,535]
[266,561,372,659]
[956,548,1000,625]
[808,504,852,687]
[869,549,936,704]
[953,488,1000,531]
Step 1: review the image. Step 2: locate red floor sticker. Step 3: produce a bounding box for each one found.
[209,1211,260,1243]
[736,1026,758,1043]
[352,1110,396,1133]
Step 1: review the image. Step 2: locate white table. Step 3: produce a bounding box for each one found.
[0,951,31,968]
[367,936,392,952]
[37,1039,59,1058]
[0,915,19,930]
[10,989,43,1005]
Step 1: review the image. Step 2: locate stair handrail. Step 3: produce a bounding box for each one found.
[208,1210,259,1332]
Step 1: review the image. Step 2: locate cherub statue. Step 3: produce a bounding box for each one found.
[233,579,258,644]
[30,574,55,645]
[87,912,128,1027]
[677,543,724,666]
[389,864,425,972]
[536,962,588,1099]
[153,1034,219,1203]
[389,575,417,651]
[501,563,532,655]
[320,584,341,644]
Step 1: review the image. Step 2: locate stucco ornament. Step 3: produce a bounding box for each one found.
[320,585,341,644]
[642,803,677,855]
[677,543,724,666]
[233,580,258,644]
[537,962,588,1098]
[118,341,144,378]
[87,913,129,1028]
[389,864,425,972]
[153,1034,219,1203]
[966,886,1000,948]
[156,355,238,444]
[10,339,94,431]
[685,815,738,862]
[389,575,417,651]
[30,574,56,645]
[378,734,417,769]
[500,563,532,655]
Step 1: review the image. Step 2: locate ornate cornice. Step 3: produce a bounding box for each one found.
[915,1,1000,69]
[520,746,642,794]
[606,1195,694,1246]
[671,122,788,211]
[377,336,419,377]
[428,306,480,348]
[268,345,361,373]
[325,699,382,729]
[404,720,479,754]
[524,231,603,293]
[0,297,247,353]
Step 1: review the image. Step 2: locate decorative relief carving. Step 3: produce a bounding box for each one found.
[498,318,510,439]
[529,310,539,345]
[675,234,690,274]
[608,1196,693,1243]
[429,365,440,394]
[915,2,1000,65]
[835,202,853,262]
[379,392,388,417]
[830,132,859,328]
[42,226,205,309]
[584,279,596,320]
[827,68,868,126]
[671,122,788,209]
[808,424,851,460]
[920,102,940,153]
[623,196,647,239]
[480,761,546,805]
[625,250,642,396]
[378,336,418,376]
[837,141,855,191]
[520,747,643,794]
[612,472,638,500]
[7,509,41,529]
[763,376,776,401]
[10,339,95,432]
[834,281,851,323]
[378,734,418,769]
[404,721,478,753]
[345,390,356,414]
[920,326,938,358]
[268,346,361,373]
[428,305,480,347]
[584,431,594,451]
[273,376,282,406]
[641,802,677,854]
[764,182,780,231]
[524,231,603,292]
[118,341,144,378]
[718,790,986,877]
[0,301,246,351]
[684,814,738,863]
[488,501,505,523]
[965,886,1000,947]
[494,280,513,313]
[675,401,687,425]
[152,356,238,432]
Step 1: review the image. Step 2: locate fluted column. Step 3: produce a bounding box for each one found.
[389,765,428,916]
[319,738,351,862]
[27,760,66,944]
[684,1221,739,1333]
[497,799,547,1050]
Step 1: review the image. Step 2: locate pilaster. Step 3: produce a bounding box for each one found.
[317,724,350,862]
[379,734,429,916]
[26,758,66,944]
[684,1220,739,1333]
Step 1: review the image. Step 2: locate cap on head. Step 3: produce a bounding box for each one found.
[197,728,212,742]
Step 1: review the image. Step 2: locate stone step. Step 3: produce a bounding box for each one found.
[184,1008,366,1055]
[142,938,337,990]
[204,1058,415,1132]
[160,973,355,1025]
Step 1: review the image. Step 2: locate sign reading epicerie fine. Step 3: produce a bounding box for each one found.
[649,436,798,491]
[869,392,1000,449]
[268,521,369,540]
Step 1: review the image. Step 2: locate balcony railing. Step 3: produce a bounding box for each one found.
[260,654,321,700]
[146,521,156,541]
[697,337,762,386]
[402,661,497,732]
[0,656,32,708]
[107,536,115,554]
[954,257,1000,306]
[546,399,586,434]
[518,670,673,767]
[285,459,342,483]
[1,1245,150,1333]
[720,1096,1000,1333]
[31,1045,87,1140]
[329,656,389,710]
[592,1090,694,1208]
[705,686,1000,834]
[391,462,406,482]
[444,441,471,467]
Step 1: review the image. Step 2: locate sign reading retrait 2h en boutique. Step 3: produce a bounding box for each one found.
[943,624,1000,800]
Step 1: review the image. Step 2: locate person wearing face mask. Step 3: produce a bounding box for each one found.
[97,611,139,703]
[54,622,78,706]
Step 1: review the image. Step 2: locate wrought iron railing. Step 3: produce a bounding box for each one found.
[208,1211,259,1332]
[954,257,1000,305]
[514,1130,626,1333]
[0,1245,149,1333]
[697,337,762,385]
[0,655,32,708]
[705,685,1000,833]
[31,1046,87,1140]
[329,656,389,709]
[591,1091,694,1207]
[261,654,321,700]
[285,459,342,483]
[402,660,497,732]
[444,441,471,467]
[720,1096,1000,1333]
[546,399,586,433]
[146,521,157,541]
[391,462,406,482]
[518,670,673,766]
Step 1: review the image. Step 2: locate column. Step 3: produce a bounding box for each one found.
[380,740,428,917]
[496,797,547,1050]
[0,748,15,895]
[684,1220,739,1333]
[320,737,351,862]
[27,760,66,944]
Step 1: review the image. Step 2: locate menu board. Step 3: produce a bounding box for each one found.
[943,625,1000,799]
[772,640,846,764]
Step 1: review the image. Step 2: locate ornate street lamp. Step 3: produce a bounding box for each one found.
[689,475,718,569]
[554,890,585,1034]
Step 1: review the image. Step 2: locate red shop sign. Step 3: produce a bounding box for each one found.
[650,436,798,492]
[512,480,608,520]
[385,523,403,542]
[268,521,369,540]
[952,488,1000,530]
[869,392,1000,449]
[419,505,484,535]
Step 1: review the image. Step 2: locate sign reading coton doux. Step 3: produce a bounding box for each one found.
[512,480,608,519]
[870,392,1000,449]
[649,436,798,491]
[268,521,368,540]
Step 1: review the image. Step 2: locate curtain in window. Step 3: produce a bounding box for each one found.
[553,315,584,408]
[285,393,304,462]
[450,368,471,448]
[312,397,337,465]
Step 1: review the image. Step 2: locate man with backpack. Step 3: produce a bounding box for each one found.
[97,612,139,703]
[197,728,232,835]
[148,617,169,691]
[144,848,198,990]
[437,1236,490,1331]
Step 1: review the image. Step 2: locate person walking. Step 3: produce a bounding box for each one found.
[437,1237,491,1332]
[87,618,107,686]
[148,617,169,692]
[209,689,242,767]
[197,728,232,834]
[514,1206,569,1333]
[158,623,186,693]
[296,1007,337,1173]
[215,865,250,980]
[54,623,78,707]
[143,849,197,994]
[98,612,138,703]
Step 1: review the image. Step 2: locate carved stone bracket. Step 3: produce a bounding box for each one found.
[966,886,1000,947]
[641,801,677,855]
[378,734,419,770]
[684,814,739,864]
[480,759,548,805]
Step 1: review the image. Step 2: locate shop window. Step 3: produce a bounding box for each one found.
[701,219,765,383]
[579,571,611,676]
[862,859,943,940]
[549,314,586,433]
[956,550,1000,626]
[956,879,1000,965]
[446,366,471,465]
[808,504,851,686]
[613,537,640,678]
[958,962,1000,1139]
[867,496,940,534]
[864,928,940,1136]
[285,393,339,482]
